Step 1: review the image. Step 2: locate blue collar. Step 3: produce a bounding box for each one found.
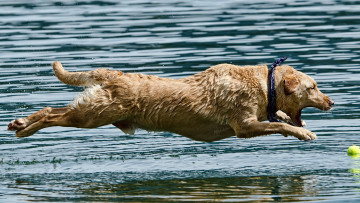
[267,56,288,122]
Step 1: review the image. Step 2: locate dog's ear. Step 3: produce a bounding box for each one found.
[284,74,300,95]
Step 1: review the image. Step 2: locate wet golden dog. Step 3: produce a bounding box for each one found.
[8,61,334,141]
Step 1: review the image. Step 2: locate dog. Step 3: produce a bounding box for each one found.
[8,61,334,141]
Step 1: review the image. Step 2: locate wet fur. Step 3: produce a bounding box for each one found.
[8,61,334,141]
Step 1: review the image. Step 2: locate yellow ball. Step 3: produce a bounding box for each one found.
[348,145,360,156]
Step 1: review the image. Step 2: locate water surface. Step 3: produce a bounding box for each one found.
[1,0,360,202]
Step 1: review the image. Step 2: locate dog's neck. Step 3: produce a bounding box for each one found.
[267,57,287,122]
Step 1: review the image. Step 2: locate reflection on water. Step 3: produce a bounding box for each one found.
[6,174,321,202]
[78,176,321,202]
[1,0,360,202]
[6,170,360,202]
[350,155,360,181]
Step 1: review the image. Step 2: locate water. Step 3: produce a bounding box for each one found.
[1,0,360,202]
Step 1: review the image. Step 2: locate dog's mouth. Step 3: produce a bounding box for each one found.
[291,110,303,127]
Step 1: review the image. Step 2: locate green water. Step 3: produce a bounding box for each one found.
[1,0,360,202]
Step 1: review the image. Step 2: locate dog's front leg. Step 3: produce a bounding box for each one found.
[229,119,317,141]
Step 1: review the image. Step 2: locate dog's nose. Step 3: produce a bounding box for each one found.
[329,100,335,107]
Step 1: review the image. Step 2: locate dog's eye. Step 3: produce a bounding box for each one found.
[307,86,314,91]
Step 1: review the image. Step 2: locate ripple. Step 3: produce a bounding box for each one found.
[1,0,360,202]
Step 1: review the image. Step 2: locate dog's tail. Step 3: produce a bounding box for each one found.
[52,61,123,86]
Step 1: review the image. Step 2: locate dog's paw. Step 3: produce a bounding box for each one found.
[276,110,292,123]
[8,118,27,131]
[276,110,307,127]
[296,128,317,141]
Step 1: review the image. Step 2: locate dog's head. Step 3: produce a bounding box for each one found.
[277,66,334,127]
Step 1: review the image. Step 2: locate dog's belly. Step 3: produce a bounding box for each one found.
[135,119,235,142]
[174,124,235,142]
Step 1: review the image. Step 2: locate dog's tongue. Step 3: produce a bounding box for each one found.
[293,111,303,127]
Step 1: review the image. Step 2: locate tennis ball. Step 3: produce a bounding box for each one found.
[348,145,360,156]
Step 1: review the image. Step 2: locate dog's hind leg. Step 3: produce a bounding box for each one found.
[9,104,132,137]
[8,84,133,137]
[8,107,70,137]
